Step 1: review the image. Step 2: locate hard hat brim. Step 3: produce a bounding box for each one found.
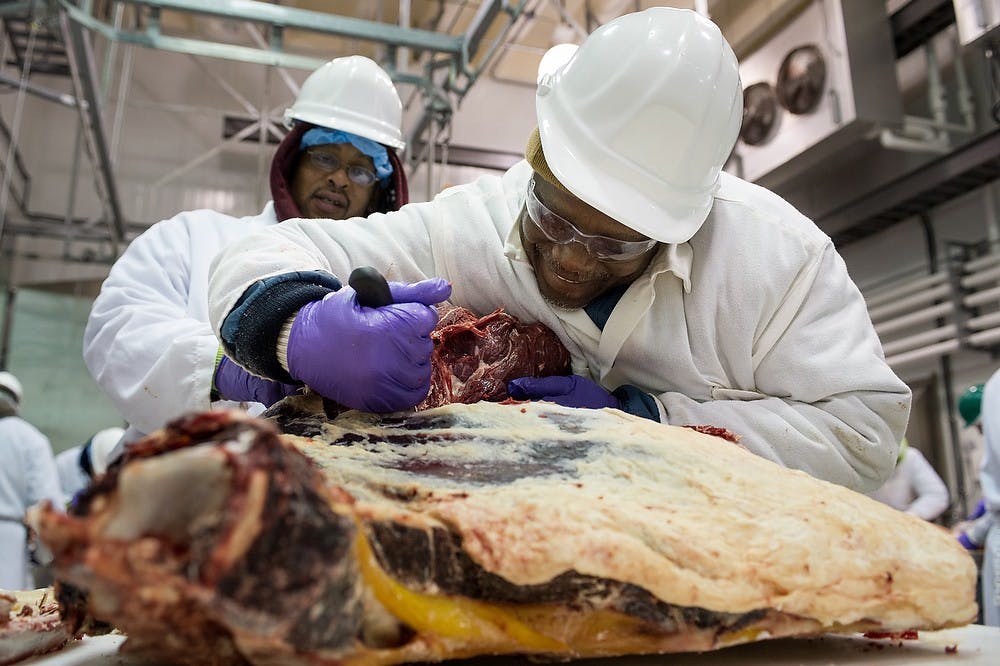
[535,98,715,246]
[284,109,406,151]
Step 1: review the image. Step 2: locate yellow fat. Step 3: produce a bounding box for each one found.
[354,531,567,652]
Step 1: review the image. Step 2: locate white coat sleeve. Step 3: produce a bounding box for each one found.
[84,217,218,435]
[901,450,950,520]
[657,244,911,493]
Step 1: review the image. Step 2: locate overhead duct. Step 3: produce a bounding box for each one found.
[729,0,902,189]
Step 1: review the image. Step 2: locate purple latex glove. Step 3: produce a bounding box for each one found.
[957,532,978,550]
[286,278,452,412]
[214,355,300,406]
[507,375,621,410]
[969,499,987,520]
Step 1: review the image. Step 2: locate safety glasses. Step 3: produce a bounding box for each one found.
[306,150,378,186]
[523,178,657,262]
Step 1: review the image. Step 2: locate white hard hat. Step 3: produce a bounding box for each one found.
[535,7,742,244]
[0,371,23,404]
[89,427,124,477]
[537,43,578,84]
[283,55,405,150]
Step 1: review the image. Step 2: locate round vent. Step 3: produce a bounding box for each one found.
[740,82,780,146]
[776,45,826,114]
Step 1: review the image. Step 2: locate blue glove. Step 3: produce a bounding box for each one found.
[507,375,621,410]
[957,532,977,550]
[214,354,299,406]
[286,278,451,412]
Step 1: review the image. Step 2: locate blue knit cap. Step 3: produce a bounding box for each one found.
[300,127,393,185]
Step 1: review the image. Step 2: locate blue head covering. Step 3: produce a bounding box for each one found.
[300,127,393,185]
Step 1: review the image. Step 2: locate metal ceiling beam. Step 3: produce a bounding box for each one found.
[406,0,532,166]
[60,12,125,243]
[78,0,464,55]
[58,0,441,85]
[0,70,81,107]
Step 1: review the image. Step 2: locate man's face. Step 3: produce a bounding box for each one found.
[519,176,659,310]
[290,142,379,219]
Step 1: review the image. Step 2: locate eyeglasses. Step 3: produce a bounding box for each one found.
[305,150,378,186]
[523,179,657,262]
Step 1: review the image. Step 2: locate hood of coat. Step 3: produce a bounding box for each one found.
[270,123,409,222]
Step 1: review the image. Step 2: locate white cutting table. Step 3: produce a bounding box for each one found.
[19,625,1000,665]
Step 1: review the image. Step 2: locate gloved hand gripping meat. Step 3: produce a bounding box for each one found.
[214,355,300,406]
[508,374,621,410]
[286,278,452,412]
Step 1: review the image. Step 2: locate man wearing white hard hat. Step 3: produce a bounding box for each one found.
[0,371,63,590]
[84,56,409,446]
[207,8,910,492]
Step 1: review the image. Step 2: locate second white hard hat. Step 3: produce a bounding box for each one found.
[284,55,405,150]
[89,426,125,477]
[0,371,23,404]
[535,7,743,244]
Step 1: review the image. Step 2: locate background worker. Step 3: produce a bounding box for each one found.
[868,438,949,521]
[958,383,987,506]
[955,382,991,548]
[55,426,125,504]
[83,56,408,445]
[974,369,1000,625]
[0,372,63,590]
[207,8,909,493]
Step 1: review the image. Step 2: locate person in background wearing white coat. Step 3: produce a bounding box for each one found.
[55,426,125,504]
[0,372,63,590]
[869,438,949,520]
[83,56,409,446]
[976,369,1000,626]
[206,8,910,492]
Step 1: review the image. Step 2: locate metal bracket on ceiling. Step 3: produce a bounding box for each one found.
[52,0,529,178]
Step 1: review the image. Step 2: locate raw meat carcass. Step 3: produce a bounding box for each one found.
[30,404,975,665]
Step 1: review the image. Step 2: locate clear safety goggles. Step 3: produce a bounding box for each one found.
[524,178,657,262]
[306,150,378,186]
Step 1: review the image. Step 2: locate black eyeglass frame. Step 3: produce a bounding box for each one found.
[305,149,379,187]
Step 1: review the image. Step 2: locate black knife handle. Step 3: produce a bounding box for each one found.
[349,266,393,308]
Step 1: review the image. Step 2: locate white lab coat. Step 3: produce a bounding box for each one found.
[868,447,949,520]
[0,416,63,590]
[208,161,910,492]
[55,445,87,505]
[979,369,1000,626]
[84,203,279,444]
